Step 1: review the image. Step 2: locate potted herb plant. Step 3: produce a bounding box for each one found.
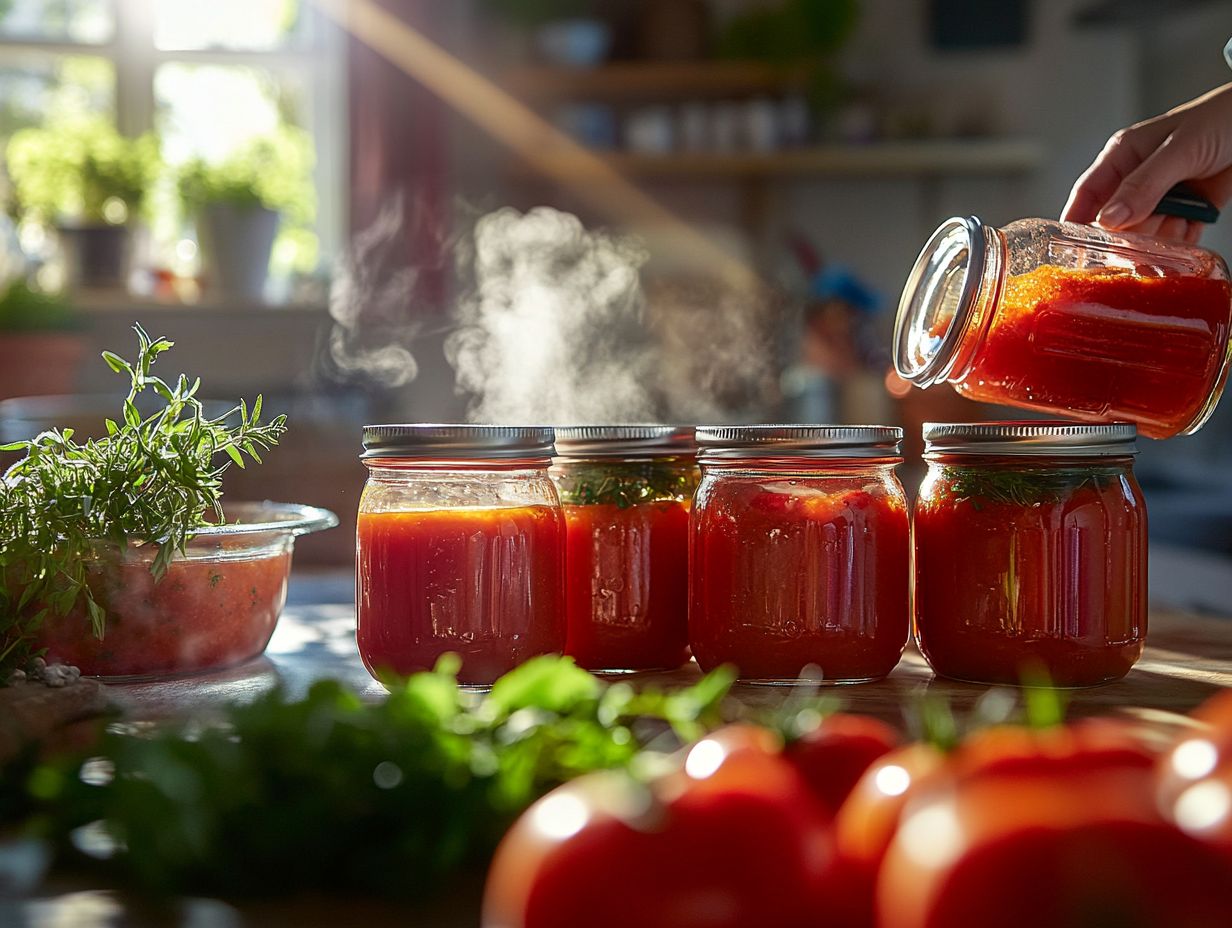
[176,128,315,303]
[5,116,161,291]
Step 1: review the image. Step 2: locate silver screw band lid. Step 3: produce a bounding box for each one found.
[695,424,903,461]
[923,421,1138,456]
[894,215,989,387]
[361,424,555,460]
[553,425,696,459]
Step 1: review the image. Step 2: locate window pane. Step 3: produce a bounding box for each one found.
[0,0,113,44]
[0,54,114,139]
[155,62,306,163]
[154,0,305,51]
[153,62,318,276]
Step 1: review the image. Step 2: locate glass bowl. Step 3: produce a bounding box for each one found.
[34,502,338,681]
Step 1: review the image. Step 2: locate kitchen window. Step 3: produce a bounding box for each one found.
[0,0,346,291]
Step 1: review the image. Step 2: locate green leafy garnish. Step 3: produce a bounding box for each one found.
[555,459,698,508]
[936,465,1119,509]
[1,656,735,900]
[0,324,286,681]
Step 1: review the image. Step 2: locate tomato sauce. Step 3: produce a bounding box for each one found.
[914,464,1146,686]
[356,506,565,685]
[562,500,690,671]
[956,266,1232,439]
[690,480,910,682]
[37,545,291,678]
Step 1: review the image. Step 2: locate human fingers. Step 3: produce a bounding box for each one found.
[1095,130,1206,229]
[1062,119,1175,224]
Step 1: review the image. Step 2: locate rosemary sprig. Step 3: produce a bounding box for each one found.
[0,324,286,682]
[936,465,1118,510]
[555,460,698,509]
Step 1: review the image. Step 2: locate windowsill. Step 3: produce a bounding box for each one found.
[69,292,329,317]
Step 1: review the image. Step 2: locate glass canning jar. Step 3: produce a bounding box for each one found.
[356,424,565,686]
[690,425,909,684]
[894,216,1232,439]
[550,425,698,672]
[914,421,1147,687]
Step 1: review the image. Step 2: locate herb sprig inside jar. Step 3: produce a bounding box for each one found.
[551,426,699,673]
[0,324,287,682]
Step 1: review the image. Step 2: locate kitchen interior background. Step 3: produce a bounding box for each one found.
[0,0,1229,602]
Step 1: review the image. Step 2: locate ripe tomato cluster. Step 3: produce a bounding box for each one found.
[483,697,1232,928]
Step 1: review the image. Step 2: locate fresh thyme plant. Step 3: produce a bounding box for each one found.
[0,324,286,681]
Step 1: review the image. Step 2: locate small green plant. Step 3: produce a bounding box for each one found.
[5,116,161,226]
[176,127,314,225]
[0,279,77,332]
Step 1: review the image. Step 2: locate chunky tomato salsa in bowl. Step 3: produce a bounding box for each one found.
[34,502,337,680]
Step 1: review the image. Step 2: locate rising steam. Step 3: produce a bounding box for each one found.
[448,207,777,424]
[447,207,662,423]
[324,195,422,388]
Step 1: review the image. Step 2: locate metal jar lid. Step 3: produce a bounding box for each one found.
[695,425,903,461]
[361,424,555,461]
[923,421,1138,457]
[553,425,696,459]
[893,215,992,387]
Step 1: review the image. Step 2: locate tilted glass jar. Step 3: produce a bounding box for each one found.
[551,425,698,672]
[894,216,1232,439]
[914,421,1147,687]
[690,425,909,684]
[356,425,565,686]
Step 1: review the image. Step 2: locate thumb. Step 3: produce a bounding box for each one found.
[1096,132,1199,229]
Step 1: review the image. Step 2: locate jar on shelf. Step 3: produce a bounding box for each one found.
[690,425,909,684]
[893,216,1232,439]
[914,421,1147,687]
[550,425,698,673]
[356,425,565,686]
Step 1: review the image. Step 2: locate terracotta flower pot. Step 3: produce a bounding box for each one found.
[0,332,86,402]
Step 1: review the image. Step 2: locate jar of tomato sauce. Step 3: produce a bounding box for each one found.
[893,216,1232,438]
[550,425,698,672]
[690,425,910,684]
[357,424,566,685]
[914,421,1147,687]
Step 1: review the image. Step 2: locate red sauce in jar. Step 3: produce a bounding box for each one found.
[914,462,1147,686]
[356,506,565,685]
[37,546,291,678]
[690,480,910,682]
[956,266,1232,439]
[562,500,690,671]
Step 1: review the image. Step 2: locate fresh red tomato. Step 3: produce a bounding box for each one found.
[949,718,1159,782]
[830,719,1162,928]
[829,742,948,928]
[1157,705,1232,864]
[878,769,1232,928]
[482,725,836,928]
[786,713,900,816]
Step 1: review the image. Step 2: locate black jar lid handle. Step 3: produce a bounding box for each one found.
[1155,183,1220,223]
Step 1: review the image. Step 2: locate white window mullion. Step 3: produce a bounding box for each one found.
[113,0,155,137]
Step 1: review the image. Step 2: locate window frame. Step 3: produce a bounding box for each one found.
[0,0,348,269]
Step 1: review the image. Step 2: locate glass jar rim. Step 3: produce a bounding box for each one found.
[893,215,991,387]
[696,424,902,461]
[923,420,1138,456]
[361,423,555,461]
[553,424,696,459]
